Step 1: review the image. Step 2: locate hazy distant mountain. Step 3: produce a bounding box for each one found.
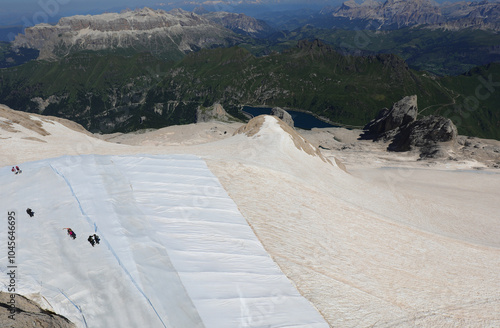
[319,0,500,30]
[12,8,243,61]
[436,0,500,30]
[200,11,276,38]
[155,0,332,15]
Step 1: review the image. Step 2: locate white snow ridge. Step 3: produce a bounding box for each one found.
[0,154,328,328]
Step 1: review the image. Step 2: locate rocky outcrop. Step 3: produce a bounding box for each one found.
[271,107,294,128]
[13,8,241,60]
[363,95,418,139]
[196,103,237,123]
[0,292,76,328]
[31,95,65,113]
[389,115,458,155]
[363,95,458,158]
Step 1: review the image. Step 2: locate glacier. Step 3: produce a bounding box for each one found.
[0,154,328,328]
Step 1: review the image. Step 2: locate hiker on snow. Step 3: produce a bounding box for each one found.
[65,228,76,240]
[93,234,100,245]
[88,235,95,247]
[15,166,21,174]
[26,208,34,217]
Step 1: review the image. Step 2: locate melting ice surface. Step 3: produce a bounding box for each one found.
[0,154,328,328]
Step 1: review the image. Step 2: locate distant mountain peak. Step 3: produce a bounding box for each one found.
[201,11,276,38]
[328,0,500,30]
[12,8,241,60]
[341,0,360,9]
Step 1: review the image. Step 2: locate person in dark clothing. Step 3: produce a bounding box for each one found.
[26,208,34,217]
[88,235,95,247]
[15,166,21,174]
[93,234,100,245]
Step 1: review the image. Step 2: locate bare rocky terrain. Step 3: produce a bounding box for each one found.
[302,95,500,170]
[0,292,76,328]
[303,127,500,170]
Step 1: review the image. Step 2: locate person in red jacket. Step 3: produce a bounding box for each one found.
[64,228,76,240]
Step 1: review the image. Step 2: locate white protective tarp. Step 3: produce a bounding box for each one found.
[0,154,328,328]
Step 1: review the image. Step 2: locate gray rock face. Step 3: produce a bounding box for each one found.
[0,292,76,328]
[13,8,240,60]
[271,107,294,128]
[196,103,233,123]
[363,95,418,138]
[381,0,445,27]
[389,115,458,152]
[363,95,458,158]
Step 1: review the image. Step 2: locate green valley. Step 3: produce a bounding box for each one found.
[0,40,499,139]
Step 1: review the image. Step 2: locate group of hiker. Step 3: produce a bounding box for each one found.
[64,228,101,247]
[16,165,101,248]
[88,234,100,247]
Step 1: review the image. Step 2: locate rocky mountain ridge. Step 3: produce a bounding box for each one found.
[321,0,500,30]
[12,8,243,60]
[200,11,276,38]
